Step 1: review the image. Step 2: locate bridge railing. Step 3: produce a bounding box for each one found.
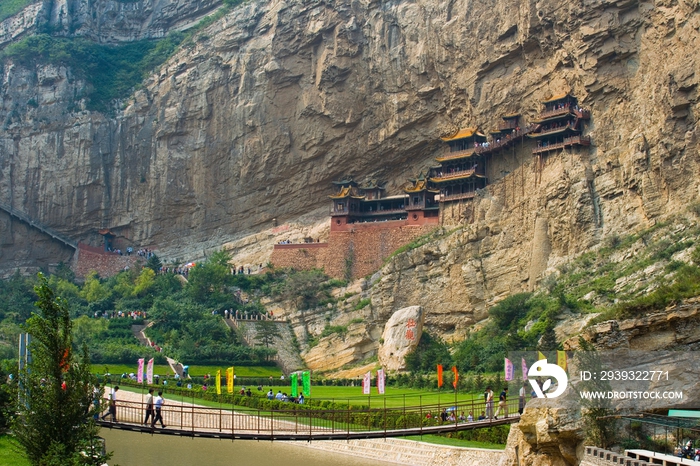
[103,396,521,437]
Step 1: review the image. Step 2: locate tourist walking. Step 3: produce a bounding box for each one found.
[144,388,154,425]
[101,386,119,422]
[151,391,166,428]
[485,386,494,419]
[495,387,508,419]
[519,382,528,414]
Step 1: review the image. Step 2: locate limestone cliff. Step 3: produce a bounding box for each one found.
[1,0,698,275]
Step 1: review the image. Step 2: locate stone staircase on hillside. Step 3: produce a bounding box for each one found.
[223,318,304,375]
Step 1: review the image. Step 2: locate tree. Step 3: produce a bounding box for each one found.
[12,274,109,465]
[145,253,163,273]
[254,320,282,348]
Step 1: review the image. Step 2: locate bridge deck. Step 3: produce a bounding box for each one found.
[96,395,519,441]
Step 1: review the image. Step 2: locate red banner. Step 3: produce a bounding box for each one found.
[363,371,371,395]
[437,364,443,388]
[452,366,459,389]
[505,357,514,381]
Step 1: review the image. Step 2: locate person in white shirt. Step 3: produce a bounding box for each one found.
[144,388,154,425]
[101,386,119,422]
[151,391,166,428]
[519,382,528,414]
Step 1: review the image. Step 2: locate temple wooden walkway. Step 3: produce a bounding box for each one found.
[96,396,520,441]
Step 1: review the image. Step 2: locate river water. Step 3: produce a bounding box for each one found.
[101,429,395,466]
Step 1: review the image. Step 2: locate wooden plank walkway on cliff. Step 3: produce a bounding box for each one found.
[96,393,520,441]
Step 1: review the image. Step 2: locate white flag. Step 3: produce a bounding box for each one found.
[362,371,371,395]
[377,369,385,394]
[146,358,154,385]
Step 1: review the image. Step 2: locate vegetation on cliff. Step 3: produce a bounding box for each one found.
[402,215,700,375]
[0,0,34,22]
[1,33,186,113]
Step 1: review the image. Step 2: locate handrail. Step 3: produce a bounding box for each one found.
[430,168,477,182]
[95,394,522,440]
[532,135,591,154]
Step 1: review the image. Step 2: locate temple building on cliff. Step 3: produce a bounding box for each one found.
[430,128,489,203]
[528,93,591,155]
[272,93,591,279]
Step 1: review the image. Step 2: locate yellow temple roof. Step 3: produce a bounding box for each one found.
[329,186,364,199]
[440,127,485,142]
[542,93,571,103]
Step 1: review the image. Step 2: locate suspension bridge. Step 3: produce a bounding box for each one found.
[96,395,520,441]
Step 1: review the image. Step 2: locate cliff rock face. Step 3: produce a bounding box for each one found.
[0,0,222,47]
[1,0,698,279]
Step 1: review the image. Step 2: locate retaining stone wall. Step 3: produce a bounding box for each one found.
[73,245,142,279]
[270,224,435,279]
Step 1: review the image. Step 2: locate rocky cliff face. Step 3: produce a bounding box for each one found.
[0,0,222,47]
[1,0,698,276]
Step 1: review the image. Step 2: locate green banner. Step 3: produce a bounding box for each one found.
[290,372,298,397]
[302,371,311,397]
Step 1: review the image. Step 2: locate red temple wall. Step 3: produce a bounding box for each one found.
[73,243,143,279]
[271,223,436,279]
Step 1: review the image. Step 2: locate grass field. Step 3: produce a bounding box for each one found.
[184,365,282,377]
[115,383,486,410]
[0,435,30,466]
[402,434,506,450]
[92,364,172,376]
[294,386,483,408]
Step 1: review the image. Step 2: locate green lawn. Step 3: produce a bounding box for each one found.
[401,434,506,449]
[92,364,172,376]
[0,435,30,466]
[117,384,485,410]
[299,386,483,408]
[184,365,282,377]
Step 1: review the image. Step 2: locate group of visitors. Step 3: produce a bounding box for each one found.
[99,386,166,429]
[268,389,304,404]
[93,310,147,319]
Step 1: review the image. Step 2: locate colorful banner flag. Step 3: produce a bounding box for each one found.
[137,358,144,384]
[291,373,298,397]
[521,357,528,381]
[302,371,311,397]
[227,367,234,394]
[146,358,154,385]
[505,358,514,381]
[437,364,444,388]
[537,351,547,361]
[557,350,567,371]
[451,366,459,389]
[377,369,385,394]
[216,370,221,395]
[363,371,371,395]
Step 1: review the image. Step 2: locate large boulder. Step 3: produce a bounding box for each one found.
[378,306,424,371]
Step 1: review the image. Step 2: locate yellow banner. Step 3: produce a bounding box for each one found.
[557,350,567,371]
[227,367,234,394]
[216,370,221,395]
[537,351,547,361]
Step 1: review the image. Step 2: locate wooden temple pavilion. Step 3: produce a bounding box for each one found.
[329,179,409,231]
[404,172,440,225]
[528,93,591,154]
[430,128,488,203]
